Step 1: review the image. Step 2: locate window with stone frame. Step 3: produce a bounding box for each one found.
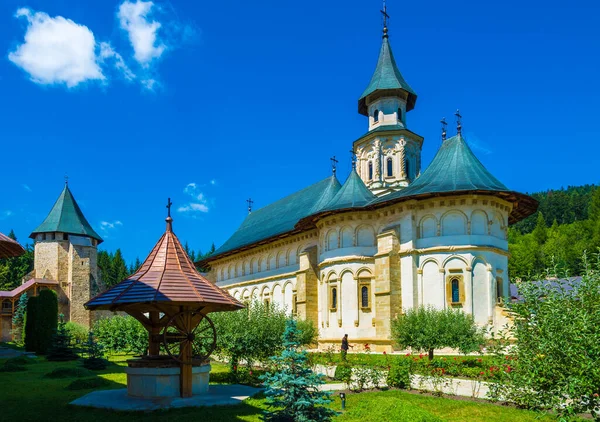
[359,278,371,310]
[445,274,465,306]
[368,161,373,180]
[330,286,337,311]
[386,157,393,177]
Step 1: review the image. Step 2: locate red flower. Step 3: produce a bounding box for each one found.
[419,354,424,359]
[383,351,387,355]
[506,366,512,373]
[249,371,253,376]
[453,357,457,361]
[593,393,599,398]
[479,372,484,376]
[405,353,410,357]
[477,358,483,363]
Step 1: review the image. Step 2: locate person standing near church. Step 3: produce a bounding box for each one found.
[341,334,352,361]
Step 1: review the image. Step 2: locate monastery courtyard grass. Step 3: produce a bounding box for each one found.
[0,353,571,421]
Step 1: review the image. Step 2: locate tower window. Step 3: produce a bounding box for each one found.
[405,159,410,180]
[368,162,373,180]
[496,277,503,303]
[373,109,379,123]
[330,287,337,310]
[387,157,393,177]
[398,108,403,122]
[451,278,460,303]
[361,286,369,308]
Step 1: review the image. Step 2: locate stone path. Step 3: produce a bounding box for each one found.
[70,384,264,411]
[0,347,36,359]
[319,375,491,399]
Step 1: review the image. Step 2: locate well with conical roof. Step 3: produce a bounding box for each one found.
[86,206,244,398]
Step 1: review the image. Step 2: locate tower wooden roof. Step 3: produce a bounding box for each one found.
[85,216,243,314]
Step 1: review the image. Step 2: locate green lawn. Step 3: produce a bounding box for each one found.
[0,353,566,421]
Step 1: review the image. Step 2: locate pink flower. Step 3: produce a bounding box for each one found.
[249,371,253,376]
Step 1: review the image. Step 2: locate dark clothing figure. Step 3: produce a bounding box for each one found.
[341,335,349,361]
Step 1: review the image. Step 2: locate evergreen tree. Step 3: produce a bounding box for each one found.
[47,314,78,361]
[260,319,337,422]
[82,331,107,370]
[111,249,128,285]
[24,296,38,352]
[35,290,58,354]
[11,294,28,344]
[532,212,548,245]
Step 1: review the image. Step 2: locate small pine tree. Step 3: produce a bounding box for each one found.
[11,294,28,344]
[47,314,79,361]
[82,331,107,370]
[261,319,337,422]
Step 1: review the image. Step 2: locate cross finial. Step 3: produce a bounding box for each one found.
[381,0,390,38]
[166,197,173,218]
[440,117,447,141]
[350,149,357,170]
[246,198,254,214]
[64,174,69,186]
[455,109,462,135]
[330,156,339,175]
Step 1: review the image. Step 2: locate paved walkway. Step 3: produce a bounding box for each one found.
[0,347,36,359]
[319,375,490,399]
[70,384,264,411]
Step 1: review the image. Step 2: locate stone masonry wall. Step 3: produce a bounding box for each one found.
[69,243,97,328]
[295,246,319,327]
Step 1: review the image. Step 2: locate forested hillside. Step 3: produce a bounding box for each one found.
[1,185,599,291]
[509,185,600,279]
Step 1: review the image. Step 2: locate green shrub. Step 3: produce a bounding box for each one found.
[24,296,38,352]
[45,368,93,379]
[334,363,353,385]
[387,360,412,389]
[296,318,319,347]
[4,356,34,366]
[64,322,88,346]
[66,377,110,390]
[93,315,147,355]
[82,331,108,370]
[35,290,58,354]
[0,362,27,372]
[47,315,79,362]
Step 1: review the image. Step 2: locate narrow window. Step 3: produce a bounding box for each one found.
[451,278,460,303]
[405,159,410,180]
[292,294,298,315]
[387,157,393,177]
[331,287,337,310]
[368,162,373,180]
[361,286,369,308]
[398,108,402,122]
[496,277,503,303]
[373,109,379,123]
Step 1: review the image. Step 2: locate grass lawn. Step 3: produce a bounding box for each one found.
[0,353,568,421]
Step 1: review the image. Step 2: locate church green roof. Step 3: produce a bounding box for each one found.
[30,185,103,243]
[212,176,341,257]
[371,134,508,205]
[324,170,375,211]
[358,36,417,115]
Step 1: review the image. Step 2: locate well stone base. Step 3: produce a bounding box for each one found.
[126,364,210,398]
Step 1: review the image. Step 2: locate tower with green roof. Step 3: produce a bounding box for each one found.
[353,13,424,196]
[30,183,102,327]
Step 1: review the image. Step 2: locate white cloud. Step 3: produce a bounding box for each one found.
[100,220,123,230]
[465,133,493,156]
[8,8,105,87]
[0,210,13,220]
[99,42,135,81]
[178,182,210,214]
[22,184,32,192]
[118,1,165,66]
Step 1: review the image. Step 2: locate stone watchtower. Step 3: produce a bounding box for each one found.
[29,183,103,327]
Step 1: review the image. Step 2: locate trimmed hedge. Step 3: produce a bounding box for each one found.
[24,296,38,352]
[24,290,58,354]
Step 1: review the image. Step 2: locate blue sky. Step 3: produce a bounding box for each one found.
[1,0,599,263]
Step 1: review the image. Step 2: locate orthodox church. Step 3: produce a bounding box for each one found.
[201,21,537,351]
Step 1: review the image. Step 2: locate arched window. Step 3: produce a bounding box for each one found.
[373,109,379,123]
[451,278,460,303]
[398,108,402,122]
[386,157,393,177]
[330,287,337,310]
[405,159,410,180]
[368,162,373,180]
[496,277,503,303]
[361,286,369,308]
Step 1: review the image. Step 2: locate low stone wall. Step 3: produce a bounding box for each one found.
[126,364,211,398]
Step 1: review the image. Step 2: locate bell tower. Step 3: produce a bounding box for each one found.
[353,4,424,196]
[30,182,102,327]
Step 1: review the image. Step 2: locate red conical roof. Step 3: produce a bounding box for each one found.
[85,217,243,314]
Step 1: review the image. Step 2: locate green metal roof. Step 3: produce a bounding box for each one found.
[324,170,375,211]
[30,185,103,243]
[212,176,341,257]
[358,36,417,115]
[370,134,509,205]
